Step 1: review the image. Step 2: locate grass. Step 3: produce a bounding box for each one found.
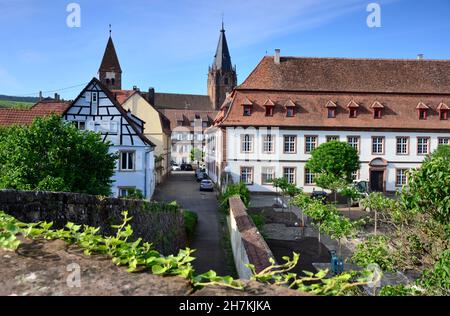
[0,100,34,109]
[183,210,198,238]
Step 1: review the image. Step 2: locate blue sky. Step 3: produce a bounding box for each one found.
[1,0,450,99]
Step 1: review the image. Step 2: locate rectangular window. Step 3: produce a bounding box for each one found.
[372,137,384,155]
[304,168,315,185]
[438,138,450,145]
[347,136,360,153]
[74,121,86,131]
[120,152,135,171]
[417,137,430,155]
[265,107,274,117]
[118,187,136,198]
[262,167,275,185]
[305,136,318,154]
[286,107,295,117]
[284,136,297,153]
[351,170,360,181]
[240,167,253,185]
[419,110,427,120]
[349,108,357,118]
[92,92,98,103]
[243,105,252,116]
[263,135,275,153]
[396,137,409,155]
[328,108,336,118]
[283,167,296,184]
[326,135,340,142]
[374,109,382,119]
[440,110,448,120]
[241,135,254,153]
[396,169,408,187]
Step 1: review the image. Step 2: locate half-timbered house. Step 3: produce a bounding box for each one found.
[63,78,156,199]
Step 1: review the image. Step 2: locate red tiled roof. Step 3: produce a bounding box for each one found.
[216,90,450,131]
[0,100,70,127]
[239,56,450,94]
[111,90,137,105]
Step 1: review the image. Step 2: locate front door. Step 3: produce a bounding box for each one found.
[370,170,384,192]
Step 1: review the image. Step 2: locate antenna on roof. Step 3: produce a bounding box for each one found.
[221,13,224,31]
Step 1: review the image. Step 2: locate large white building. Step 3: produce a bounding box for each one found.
[206,53,450,193]
[63,78,156,199]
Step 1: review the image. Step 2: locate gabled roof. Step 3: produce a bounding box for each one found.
[212,24,233,71]
[99,36,122,73]
[437,102,449,110]
[416,102,430,110]
[371,101,385,109]
[65,78,155,147]
[263,99,276,107]
[284,99,297,107]
[241,97,253,106]
[347,100,360,108]
[111,90,138,105]
[325,101,337,108]
[0,100,70,127]
[238,56,450,94]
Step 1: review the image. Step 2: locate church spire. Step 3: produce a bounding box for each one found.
[212,22,233,72]
[98,29,122,90]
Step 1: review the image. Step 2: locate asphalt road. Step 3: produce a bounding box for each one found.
[153,172,230,276]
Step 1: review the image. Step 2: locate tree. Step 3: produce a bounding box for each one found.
[306,141,360,202]
[0,115,117,196]
[190,148,204,165]
[361,192,393,234]
[272,177,301,211]
[340,186,362,215]
[401,152,450,229]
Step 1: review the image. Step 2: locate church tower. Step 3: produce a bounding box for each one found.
[208,23,237,110]
[98,33,122,90]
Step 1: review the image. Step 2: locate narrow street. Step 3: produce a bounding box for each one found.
[153,172,230,276]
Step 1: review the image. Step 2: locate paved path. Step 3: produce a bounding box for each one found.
[153,172,230,276]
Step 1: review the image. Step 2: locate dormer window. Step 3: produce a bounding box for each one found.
[284,99,296,117]
[347,100,359,118]
[438,102,449,120]
[243,105,252,116]
[371,101,384,119]
[326,101,337,118]
[266,106,274,117]
[264,99,276,117]
[241,97,253,116]
[417,102,430,120]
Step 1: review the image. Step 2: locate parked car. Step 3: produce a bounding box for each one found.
[200,180,214,192]
[196,171,208,182]
[195,168,206,178]
[181,164,194,171]
[171,164,181,171]
[311,190,328,204]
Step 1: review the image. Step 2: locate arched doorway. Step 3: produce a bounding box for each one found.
[369,158,388,192]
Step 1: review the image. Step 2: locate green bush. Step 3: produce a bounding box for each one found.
[350,235,396,272]
[418,249,450,295]
[184,211,198,237]
[250,213,265,232]
[0,115,117,196]
[219,182,250,213]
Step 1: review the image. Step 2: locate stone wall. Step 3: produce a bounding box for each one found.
[228,196,276,280]
[0,190,186,255]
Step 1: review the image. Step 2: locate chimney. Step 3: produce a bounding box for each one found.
[133,85,140,91]
[417,54,424,60]
[274,49,281,65]
[39,91,43,101]
[54,93,60,101]
[147,87,155,105]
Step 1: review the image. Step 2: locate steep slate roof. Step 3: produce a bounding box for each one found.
[212,24,233,71]
[153,93,213,111]
[64,78,155,147]
[99,36,122,73]
[239,56,450,94]
[0,100,70,127]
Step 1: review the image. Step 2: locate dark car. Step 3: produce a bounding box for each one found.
[311,190,328,204]
[181,164,193,171]
[196,171,208,182]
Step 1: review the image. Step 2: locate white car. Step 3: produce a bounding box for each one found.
[172,164,181,171]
